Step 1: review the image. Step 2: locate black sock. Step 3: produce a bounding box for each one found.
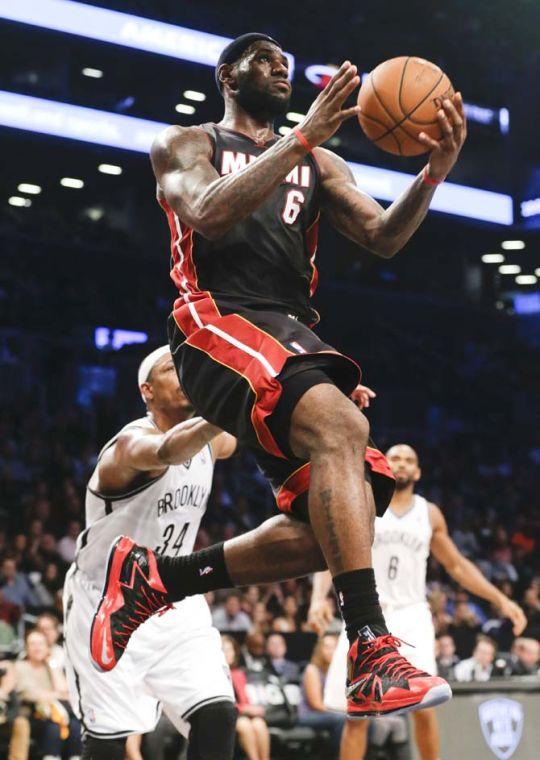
[333,568,388,644]
[156,542,234,602]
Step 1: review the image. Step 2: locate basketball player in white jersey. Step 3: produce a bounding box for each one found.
[309,443,526,760]
[63,346,237,760]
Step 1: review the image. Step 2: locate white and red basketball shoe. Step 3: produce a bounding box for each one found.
[90,536,172,672]
[346,627,452,718]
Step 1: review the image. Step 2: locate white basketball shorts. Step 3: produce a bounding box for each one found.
[63,565,234,738]
[324,601,437,713]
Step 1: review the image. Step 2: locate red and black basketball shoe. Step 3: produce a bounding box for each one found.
[346,627,452,718]
[90,536,172,672]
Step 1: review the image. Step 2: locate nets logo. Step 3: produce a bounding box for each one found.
[478,698,524,759]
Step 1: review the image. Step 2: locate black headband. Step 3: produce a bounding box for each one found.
[215,32,281,91]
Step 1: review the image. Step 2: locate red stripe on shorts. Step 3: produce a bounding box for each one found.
[366,447,395,481]
[276,463,311,513]
[185,313,293,458]
[173,294,222,336]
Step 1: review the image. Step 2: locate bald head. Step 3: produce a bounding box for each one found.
[385,444,421,490]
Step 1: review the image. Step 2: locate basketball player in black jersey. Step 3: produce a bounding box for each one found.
[91,33,467,719]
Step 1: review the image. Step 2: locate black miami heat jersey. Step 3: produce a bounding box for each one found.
[159,123,321,325]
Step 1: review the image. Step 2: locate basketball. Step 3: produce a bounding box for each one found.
[357,56,455,156]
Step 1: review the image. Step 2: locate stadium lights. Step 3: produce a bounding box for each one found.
[498,264,521,275]
[60,177,84,189]
[183,90,206,102]
[85,207,104,221]
[98,163,122,175]
[286,112,305,123]
[279,126,292,135]
[95,327,148,350]
[82,67,103,79]
[481,253,504,264]
[175,103,195,115]
[521,198,540,218]
[8,195,31,207]
[0,91,514,225]
[501,240,525,250]
[0,0,295,75]
[536,269,540,277]
[515,274,537,285]
[17,182,41,194]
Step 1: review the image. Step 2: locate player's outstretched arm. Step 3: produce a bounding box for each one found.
[429,503,527,635]
[100,417,222,482]
[150,62,361,240]
[317,93,466,258]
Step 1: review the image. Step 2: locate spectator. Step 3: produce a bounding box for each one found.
[251,602,272,635]
[454,636,497,682]
[222,635,270,760]
[0,588,20,631]
[56,521,81,565]
[428,589,452,636]
[297,634,345,754]
[244,631,267,673]
[272,595,300,633]
[0,558,38,609]
[14,629,81,760]
[0,658,30,760]
[509,638,540,676]
[212,593,252,632]
[452,523,480,559]
[436,635,460,680]
[522,585,540,639]
[35,614,65,673]
[448,600,482,659]
[265,634,299,683]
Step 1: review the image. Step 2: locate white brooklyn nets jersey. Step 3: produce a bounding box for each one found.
[372,494,432,609]
[76,415,214,589]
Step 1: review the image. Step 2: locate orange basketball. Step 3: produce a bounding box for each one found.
[357,56,455,156]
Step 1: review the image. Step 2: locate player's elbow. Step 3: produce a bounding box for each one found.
[373,240,401,259]
[191,209,229,241]
[363,218,401,258]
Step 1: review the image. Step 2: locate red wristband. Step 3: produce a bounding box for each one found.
[423,165,446,186]
[293,127,313,153]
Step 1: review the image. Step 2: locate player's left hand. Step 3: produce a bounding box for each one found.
[418,92,467,181]
[351,384,377,409]
[498,597,527,635]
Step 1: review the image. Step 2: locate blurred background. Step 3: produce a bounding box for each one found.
[0,1,538,758]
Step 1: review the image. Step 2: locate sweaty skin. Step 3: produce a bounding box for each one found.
[150,41,466,579]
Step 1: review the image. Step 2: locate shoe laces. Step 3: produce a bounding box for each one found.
[358,634,428,681]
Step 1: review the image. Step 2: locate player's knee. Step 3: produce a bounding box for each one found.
[317,403,369,455]
[81,734,126,760]
[188,700,236,760]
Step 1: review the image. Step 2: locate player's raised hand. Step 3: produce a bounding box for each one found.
[299,61,361,147]
[351,384,377,409]
[419,92,467,181]
[498,597,527,636]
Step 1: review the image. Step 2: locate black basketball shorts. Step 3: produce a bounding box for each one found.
[168,294,394,520]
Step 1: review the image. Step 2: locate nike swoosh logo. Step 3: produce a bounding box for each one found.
[101,630,112,666]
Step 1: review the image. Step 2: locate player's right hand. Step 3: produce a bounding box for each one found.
[307,600,333,636]
[299,62,361,147]
[498,597,527,636]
